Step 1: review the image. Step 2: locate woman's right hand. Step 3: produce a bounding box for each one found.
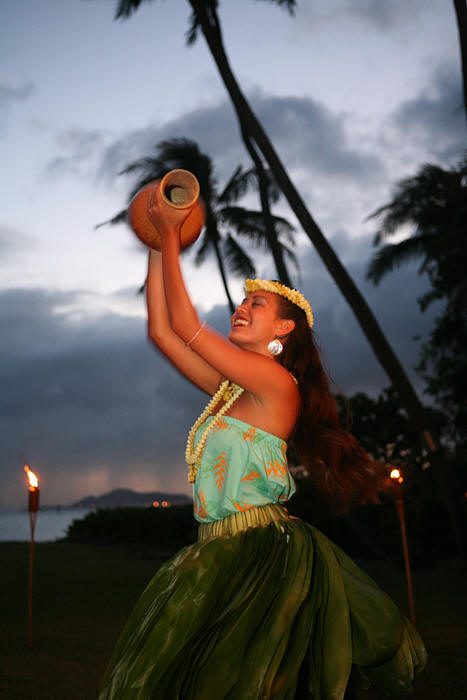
[147,185,191,243]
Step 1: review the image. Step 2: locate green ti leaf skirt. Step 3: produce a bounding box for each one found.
[99,505,426,699]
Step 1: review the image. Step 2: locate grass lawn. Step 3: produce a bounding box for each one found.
[1,541,466,699]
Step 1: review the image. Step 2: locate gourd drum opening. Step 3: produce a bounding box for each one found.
[127,169,205,251]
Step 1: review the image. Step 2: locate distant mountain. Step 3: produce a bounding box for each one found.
[71,488,192,509]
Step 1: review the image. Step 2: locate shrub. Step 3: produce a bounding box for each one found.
[66,504,197,550]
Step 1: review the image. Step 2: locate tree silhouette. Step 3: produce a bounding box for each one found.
[367,156,467,304]
[108,0,466,557]
[113,1,435,440]
[453,0,467,128]
[367,154,467,449]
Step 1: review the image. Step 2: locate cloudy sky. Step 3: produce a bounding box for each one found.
[1,0,464,511]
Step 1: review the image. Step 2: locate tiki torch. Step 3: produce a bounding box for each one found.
[24,465,39,648]
[389,468,416,626]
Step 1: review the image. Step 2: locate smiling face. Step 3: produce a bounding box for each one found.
[229,291,294,355]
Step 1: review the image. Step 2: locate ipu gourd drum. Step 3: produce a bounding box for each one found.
[127,169,205,250]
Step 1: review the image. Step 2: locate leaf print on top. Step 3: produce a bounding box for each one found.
[243,427,256,441]
[266,460,286,480]
[241,471,261,482]
[195,490,209,520]
[234,500,253,512]
[214,452,228,490]
[191,416,296,524]
[214,418,228,432]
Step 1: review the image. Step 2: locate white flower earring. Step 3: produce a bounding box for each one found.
[267,338,283,356]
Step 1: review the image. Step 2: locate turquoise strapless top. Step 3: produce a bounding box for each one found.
[192,415,296,523]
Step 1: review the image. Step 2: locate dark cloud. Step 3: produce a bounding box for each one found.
[45,126,109,179]
[0,79,35,110]
[298,0,433,32]
[389,65,465,165]
[252,93,383,180]
[0,79,35,132]
[45,92,382,192]
[94,103,242,186]
[0,287,228,510]
[1,228,438,510]
[347,0,410,27]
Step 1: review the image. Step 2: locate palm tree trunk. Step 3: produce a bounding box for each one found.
[189,0,467,559]
[240,126,293,286]
[205,213,236,313]
[213,237,235,313]
[453,0,467,128]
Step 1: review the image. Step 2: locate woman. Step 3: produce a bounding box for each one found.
[99,192,426,699]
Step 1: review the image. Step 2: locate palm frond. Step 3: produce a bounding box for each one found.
[279,242,299,272]
[367,154,467,290]
[264,168,281,203]
[223,234,256,277]
[94,209,127,229]
[185,9,200,45]
[218,166,281,205]
[115,0,151,20]
[418,288,442,312]
[118,156,169,200]
[271,216,296,244]
[368,160,466,239]
[252,0,296,14]
[252,166,282,204]
[193,231,212,266]
[154,138,216,201]
[118,138,217,203]
[118,157,159,177]
[366,236,434,284]
[218,166,256,204]
[218,207,295,248]
[218,207,269,246]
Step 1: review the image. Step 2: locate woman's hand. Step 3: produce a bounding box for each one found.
[147,184,191,245]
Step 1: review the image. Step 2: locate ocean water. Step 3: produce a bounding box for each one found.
[0,508,91,542]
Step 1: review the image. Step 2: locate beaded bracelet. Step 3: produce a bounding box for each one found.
[186,321,206,348]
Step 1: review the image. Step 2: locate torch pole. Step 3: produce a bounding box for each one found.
[388,469,416,627]
[394,495,416,626]
[26,468,40,649]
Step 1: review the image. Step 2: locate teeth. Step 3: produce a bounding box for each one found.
[234,319,249,326]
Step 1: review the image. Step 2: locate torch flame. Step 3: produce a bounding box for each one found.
[390,468,404,484]
[24,465,39,490]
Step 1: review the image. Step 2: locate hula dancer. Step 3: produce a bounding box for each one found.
[99,192,426,699]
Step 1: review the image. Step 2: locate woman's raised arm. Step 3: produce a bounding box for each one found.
[154,214,296,404]
[146,248,222,395]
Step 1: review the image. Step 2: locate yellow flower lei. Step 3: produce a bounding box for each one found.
[244,278,314,328]
[186,380,244,483]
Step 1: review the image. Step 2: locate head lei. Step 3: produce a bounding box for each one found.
[245,278,314,328]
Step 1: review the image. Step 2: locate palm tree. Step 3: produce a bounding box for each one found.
[99,137,297,311]
[112,1,435,436]
[367,156,467,309]
[366,154,467,553]
[217,154,295,287]
[109,0,467,557]
[239,128,293,286]
[367,154,467,431]
[452,0,467,128]
[100,0,467,554]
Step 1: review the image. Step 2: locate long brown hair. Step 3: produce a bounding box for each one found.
[275,294,385,514]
